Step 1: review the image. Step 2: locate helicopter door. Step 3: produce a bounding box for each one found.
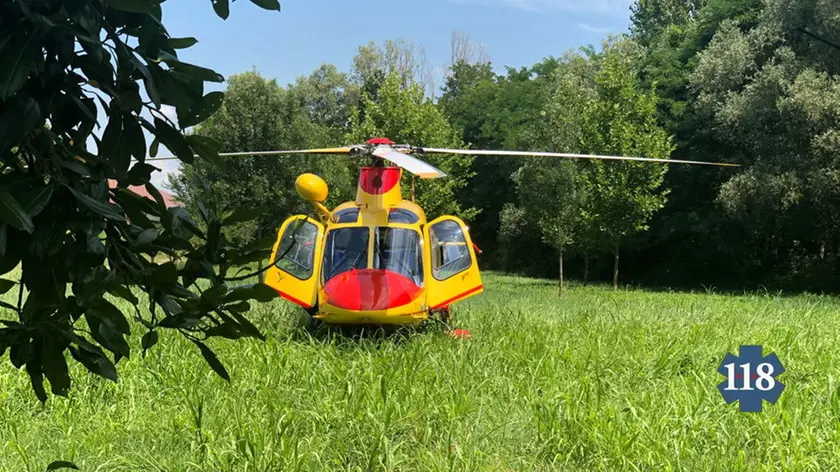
[424,216,484,310]
[264,215,324,309]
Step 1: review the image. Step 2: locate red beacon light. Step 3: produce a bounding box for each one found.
[367,137,395,145]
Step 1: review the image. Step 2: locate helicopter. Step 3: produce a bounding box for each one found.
[148,137,738,328]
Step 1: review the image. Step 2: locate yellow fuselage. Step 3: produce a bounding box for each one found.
[264,165,483,326]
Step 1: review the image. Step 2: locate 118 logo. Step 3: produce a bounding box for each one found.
[717,345,785,412]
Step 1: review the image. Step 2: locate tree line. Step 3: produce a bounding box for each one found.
[170,0,840,294]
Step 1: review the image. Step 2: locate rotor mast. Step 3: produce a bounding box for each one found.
[355,138,404,214]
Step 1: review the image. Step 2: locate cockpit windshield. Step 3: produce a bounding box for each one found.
[322,227,369,282]
[321,226,424,287]
[374,227,423,286]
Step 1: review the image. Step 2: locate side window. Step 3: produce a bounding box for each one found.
[389,208,419,224]
[429,219,472,280]
[332,208,359,223]
[274,219,318,279]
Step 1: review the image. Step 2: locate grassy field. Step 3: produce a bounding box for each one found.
[1,272,839,471]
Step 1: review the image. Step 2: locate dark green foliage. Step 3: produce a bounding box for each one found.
[438,0,840,292]
[439,59,559,269]
[347,71,476,220]
[0,0,282,401]
[167,68,356,248]
[621,0,840,290]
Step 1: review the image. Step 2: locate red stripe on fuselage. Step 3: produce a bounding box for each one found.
[430,285,484,310]
[274,289,313,308]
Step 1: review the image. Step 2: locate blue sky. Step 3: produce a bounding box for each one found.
[148,0,634,187]
[163,0,633,87]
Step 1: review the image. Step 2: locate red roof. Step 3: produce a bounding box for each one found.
[107,180,180,208]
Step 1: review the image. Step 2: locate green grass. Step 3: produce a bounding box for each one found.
[2,272,840,471]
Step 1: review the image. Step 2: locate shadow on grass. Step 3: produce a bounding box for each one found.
[489,278,556,290]
[617,281,840,301]
[287,317,452,349]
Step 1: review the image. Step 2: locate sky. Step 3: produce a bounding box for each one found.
[146,0,634,188]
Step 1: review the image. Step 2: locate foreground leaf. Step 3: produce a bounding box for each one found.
[211,0,230,19]
[0,278,16,294]
[42,338,71,397]
[46,461,79,471]
[152,117,195,164]
[18,185,54,218]
[250,0,281,11]
[0,190,34,233]
[141,330,158,351]
[67,187,126,222]
[193,340,230,381]
[222,206,267,226]
[170,37,198,49]
[186,135,225,169]
[182,91,224,128]
[0,30,40,100]
[105,0,154,13]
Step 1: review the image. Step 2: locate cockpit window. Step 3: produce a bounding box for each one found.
[388,208,419,224]
[274,219,318,280]
[321,226,424,287]
[332,208,359,223]
[429,219,472,281]
[374,227,423,286]
[322,227,369,282]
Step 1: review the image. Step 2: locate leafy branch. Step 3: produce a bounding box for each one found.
[0,0,281,402]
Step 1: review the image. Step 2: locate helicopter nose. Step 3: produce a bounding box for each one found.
[323,269,423,311]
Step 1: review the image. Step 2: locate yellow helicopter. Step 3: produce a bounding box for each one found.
[149,138,737,328]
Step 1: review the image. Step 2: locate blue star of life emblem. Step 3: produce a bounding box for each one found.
[718,345,785,412]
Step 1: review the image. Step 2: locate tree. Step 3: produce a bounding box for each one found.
[691,0,840,289]
[491,39,671,289]
[287,63,360,137]
[347,72,477,220]
[438,61,497,149]
[577,38,674,289]
[630,0,703,47]
[520,49,599,284]
[514,161,585,295]
[169,69,355,248]
[0,0,283,403]
[438,58,559,270]
[351,40,426,93]
[450,31,490,66]
[622,0,765,287]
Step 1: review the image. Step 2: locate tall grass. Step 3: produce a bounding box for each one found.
[1,272,839,471]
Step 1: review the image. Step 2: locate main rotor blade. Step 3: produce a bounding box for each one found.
[144,147,353,162]
[418,147,740,167]
[373,148,447,179]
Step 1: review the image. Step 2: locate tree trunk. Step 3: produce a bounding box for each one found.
[558,247,564,296]
[612,243,619,290]
[583,254,589,285]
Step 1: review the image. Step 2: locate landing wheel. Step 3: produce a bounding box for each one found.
[428,307,471,339]
[430,307,451,324]
[426,307,456,334]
